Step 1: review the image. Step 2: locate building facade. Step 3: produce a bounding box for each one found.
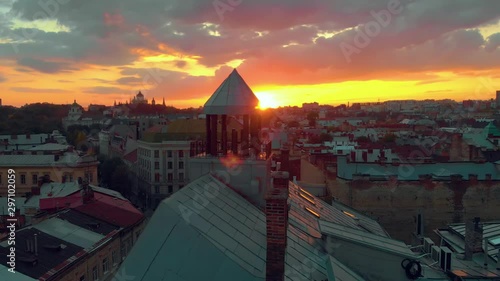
[0,152,98,196]
[136,140,191,209]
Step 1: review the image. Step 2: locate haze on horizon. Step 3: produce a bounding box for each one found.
[0,0,499,109]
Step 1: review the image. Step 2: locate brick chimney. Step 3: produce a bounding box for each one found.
[266,171,289,281]
[469,174,478,184]
[280,147,290,172]
[465,217,483,260]
[81,179,94,204]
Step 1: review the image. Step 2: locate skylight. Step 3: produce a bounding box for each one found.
[490,237,500,246]
[342,210,356,219]
[305,206,320,218]
[299,193,316,205]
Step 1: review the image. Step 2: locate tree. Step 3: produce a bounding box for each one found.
[110,164,131,197]
[356,136,370,143]
[382,133,396,143]
[98,157,125,187]
[307,111,319,127]
[319,133,333,142]
[287,120,300,128]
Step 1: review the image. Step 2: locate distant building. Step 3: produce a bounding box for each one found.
[497,90,500,108]
[302,102,319,111]
[62,100,107,130]
[0,145,98,196]
[131,91,148,105]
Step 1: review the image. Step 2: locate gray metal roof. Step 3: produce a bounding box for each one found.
[0,265,35,280]
[120,173,399,281]
[32,218,105,249]
[318,220,417,258]
[437,222,500,262]
[203,69,259,115]
[0,153,84,167]
[288,181,388,237]
[337,156,500,180]
[325,255,366,281]
[119,174,266,281]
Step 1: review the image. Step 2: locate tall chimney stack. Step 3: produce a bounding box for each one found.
[266,171,289,281]
[465,217,483,260]
[280,145,290,173]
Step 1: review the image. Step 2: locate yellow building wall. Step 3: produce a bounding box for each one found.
[0,164,98,196]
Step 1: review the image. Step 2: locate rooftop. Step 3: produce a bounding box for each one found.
[119,173,395,281]
[0,228,83,279]
[0,152,97,167]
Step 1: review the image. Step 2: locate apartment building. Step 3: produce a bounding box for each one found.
[0,150,98,196]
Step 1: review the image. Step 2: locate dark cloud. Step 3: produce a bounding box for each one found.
[10,87,70,93]
[83,86,124,94]
[0,0,499,101]
[16,57,75,73]
[116,76,142,85]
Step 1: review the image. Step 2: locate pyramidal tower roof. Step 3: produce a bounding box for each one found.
[483,122,500,138]
[203,69,260,115]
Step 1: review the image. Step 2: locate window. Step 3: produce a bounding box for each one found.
[179,161,184,169]
[155,162,159,169]
[167,173,173,181]
[168,185,173,193]
[20,174,26,184]
[167,162,173,169]
[31,174,37,185]
[179,150,184,158]
[92,266,98,280]
[155,186,160,194]
[154,150,159,158]
[0,174,2,185]
[112,250,118,266]
[179,173,184,181]
[102,258,109,274]
[154,173,160,182]
[167,150,172,157]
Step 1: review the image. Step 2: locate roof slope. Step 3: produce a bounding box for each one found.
[203,69,259,115]
[119,173,381,280]
[119,174,267,281]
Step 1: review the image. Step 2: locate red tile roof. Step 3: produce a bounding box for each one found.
[70,192,143,227]
[39,189,143,228]
[123,149,137,163]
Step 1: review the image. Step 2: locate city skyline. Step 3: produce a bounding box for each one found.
[0,1,499,108]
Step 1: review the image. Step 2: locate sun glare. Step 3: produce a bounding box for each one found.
[255,91,280,109]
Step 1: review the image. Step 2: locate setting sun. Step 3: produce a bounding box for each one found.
[255,91,281,109]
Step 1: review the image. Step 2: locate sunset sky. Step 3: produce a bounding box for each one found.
[0,0,500,109]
